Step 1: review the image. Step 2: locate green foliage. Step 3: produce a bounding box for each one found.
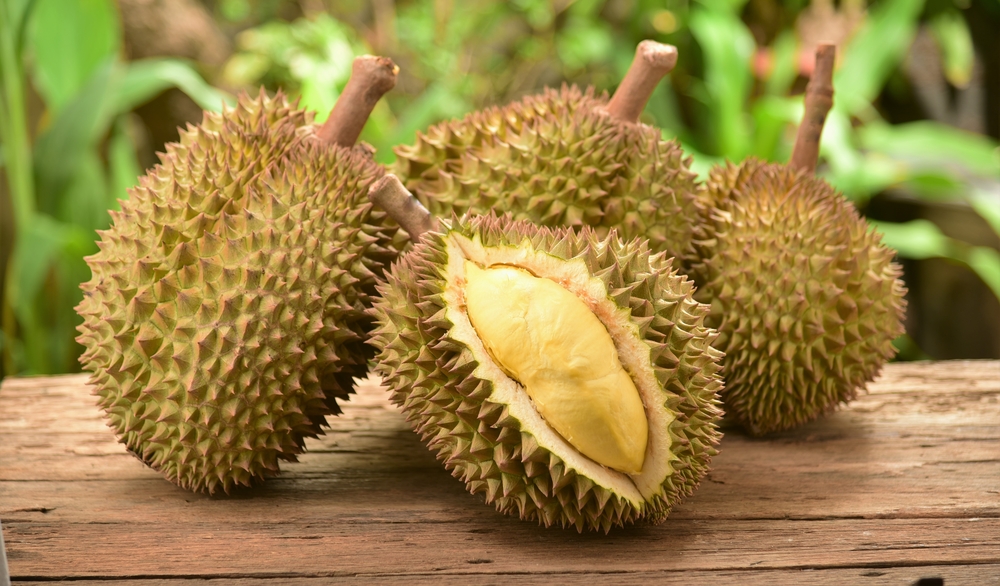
[928,9,974,88]
[688,0,755,160]
[28,0,120,111]
[222,14,363,120]
[0,0,230,375]
[835,0,924,117]
[3,0,998,374]
[661,0,1000,309]
[873,219,1000,299]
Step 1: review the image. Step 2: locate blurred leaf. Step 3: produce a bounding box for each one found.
[7,0,36,51]
[116,59,233,113]
[9,217,62,329]
[696,0,750,12]
[859,121,1000,179]
[34,58,229,216]
[647,80,689,144]
[929,9,975,88]
[108,116,141,210]
[751,95,800,161]
[28,0,120,113]
[765,31,798,97]
[969,188,1000,241]
[967,246,1000,300]
[33,59,118,216]
[359,101,398,164]
[223,13,361,117]
[836,0,925,117]
[1,0,36,227]
[6,214,92,373]
[511,0,554,30]
[388,82,471,157]
[52,242,93,374]
[873,218,952,259]
[820,110,908,203]
[58,150,110,233]
[873,219,1000,302]
[556,17,614,71]
[222,53,271,87]
[220,0,251,22]
[678,139,724,179]
[892,334,931,361]
[689,2,755,159]
[901,169,965,200]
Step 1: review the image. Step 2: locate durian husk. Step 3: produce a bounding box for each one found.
[369,213,724,532]
[687,158,907,435]
[392,86,704,262]
[76,91,404,493]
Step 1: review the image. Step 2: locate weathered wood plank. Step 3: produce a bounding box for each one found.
[2,364,997,520]
[8,566,1000,586]
[4,517,999,577]
[1,455,998,526]
[1,361,998,581]
[9,565,1000,586]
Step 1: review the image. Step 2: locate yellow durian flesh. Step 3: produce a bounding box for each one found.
[463,261,648,475]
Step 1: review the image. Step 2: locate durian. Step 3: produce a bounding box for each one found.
[393,41,704,262]
[75,56,405,493]
[686,45,907,435]
[368,176,724,532]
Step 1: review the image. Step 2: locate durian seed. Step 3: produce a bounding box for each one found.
[463,261,648,475]
[368,175,724,531]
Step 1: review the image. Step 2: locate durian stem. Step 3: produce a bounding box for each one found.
[318,56,399,147]
[606,40,678,124]
[368,174,439,242]
[790,44,836,175]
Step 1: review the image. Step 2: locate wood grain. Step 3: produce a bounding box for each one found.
[1,361,998,583]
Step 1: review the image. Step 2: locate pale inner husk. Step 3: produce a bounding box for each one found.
[442,232,676,505]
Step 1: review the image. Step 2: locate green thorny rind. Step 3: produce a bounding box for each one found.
[75,91,406,494]
[369,213,724,532]
[392,85,707,264]
[689,159,907,436]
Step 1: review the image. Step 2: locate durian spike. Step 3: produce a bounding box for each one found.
[318,55,399,147]
[789,43,836,174]
[606,40,678,123]
[369,174,440,242]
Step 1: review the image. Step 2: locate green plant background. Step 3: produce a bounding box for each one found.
[1,0,998,378]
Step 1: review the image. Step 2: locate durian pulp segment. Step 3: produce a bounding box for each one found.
[463,261,648,475]
[442,233,677,504]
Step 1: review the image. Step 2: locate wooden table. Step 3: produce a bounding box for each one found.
[1,361,998,584]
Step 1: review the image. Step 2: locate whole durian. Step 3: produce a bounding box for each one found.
[689,159,906,434]
[75,57,405,493]
[393,41,703,262]
[367,176,724,532]
[686,45,907,435]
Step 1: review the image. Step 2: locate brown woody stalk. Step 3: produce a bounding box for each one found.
[789,44,836,174]
[318,56,399,147]
[606,40,678,124]
[368,175,439,242]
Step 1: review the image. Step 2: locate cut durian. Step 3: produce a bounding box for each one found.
[368,177,723,532]
[463,261,648,475]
